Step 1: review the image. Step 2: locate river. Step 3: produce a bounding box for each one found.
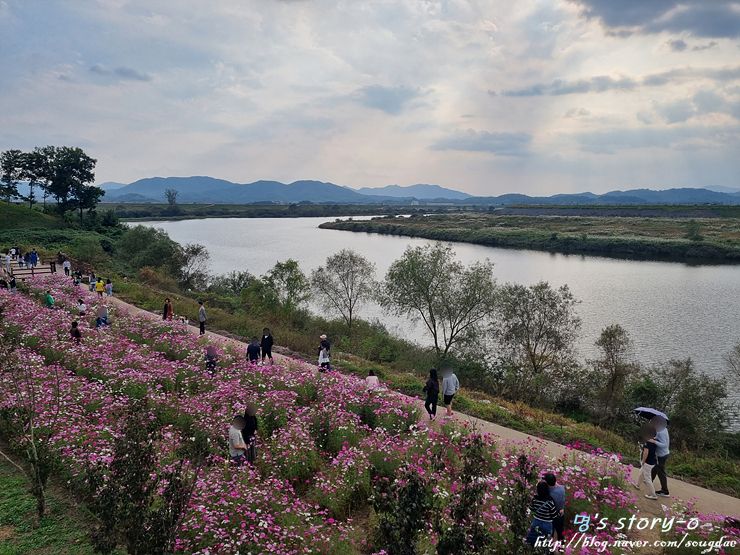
[136,216,740,406]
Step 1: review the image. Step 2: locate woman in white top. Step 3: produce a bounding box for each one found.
[365,370,380,391]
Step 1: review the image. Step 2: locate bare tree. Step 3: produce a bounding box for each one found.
[311,249,376,334]
[723,341,740,384]
[381,243,497,359]
[164,188,179,206]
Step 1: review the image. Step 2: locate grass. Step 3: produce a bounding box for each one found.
[320,213,740,263]
[0,457,101,555]
[0,203,61,230]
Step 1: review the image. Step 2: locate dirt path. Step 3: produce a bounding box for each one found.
[97,291,740,520]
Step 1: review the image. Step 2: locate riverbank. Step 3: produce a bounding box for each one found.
[319,213,740,263]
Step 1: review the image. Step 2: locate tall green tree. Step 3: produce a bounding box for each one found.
[0,149,23,201]
[311,249,376,334]
[589,324,638,423]
[381,244,497,359]
[265,259,311,312]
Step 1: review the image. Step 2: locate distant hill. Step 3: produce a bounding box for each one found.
[101,176,740,205]
[357,183,470,200]
[98,181,127,190]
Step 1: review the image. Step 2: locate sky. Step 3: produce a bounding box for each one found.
[1,0,739,196]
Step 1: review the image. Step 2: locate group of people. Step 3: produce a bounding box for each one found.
[246,328,274,365]
[228,405,259,465]
[422,367,460,420]
[632,416,671,500]
[4,247,39,271]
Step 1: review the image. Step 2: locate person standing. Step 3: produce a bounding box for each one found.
[422,368,440,421]
[162,298,174,320]
[10,247,16,260]
[318,334,331,372]
[95,278,105,297]
[633,424,659,500]
[247,337,261,364]
[544,473,566,541]
[9,276,16,293]
[651,417,670,497]
[88,272,96,292]
[260,327,274,365]
[70,321,82,344]
[242,404,259,464]
[30,249,38,268]
[228,415,248,465]
[105,278,113,296]
[4,252,11,274]
[441,368,460,417]
[526,481,559,545]
[198,300,207,335]
[366,369,380,390]
[62,259,71,276]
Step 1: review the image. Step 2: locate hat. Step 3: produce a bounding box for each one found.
[320,334,327,339]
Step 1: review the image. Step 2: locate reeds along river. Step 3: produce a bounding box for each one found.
[137,216,740,407]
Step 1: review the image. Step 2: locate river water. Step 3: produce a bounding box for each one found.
[136,216,740,407]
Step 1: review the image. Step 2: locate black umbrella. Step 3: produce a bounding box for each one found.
[633,407,669,423]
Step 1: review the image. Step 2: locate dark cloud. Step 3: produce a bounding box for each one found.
[575,124,740,154]
[499,66,740,96]
[571,0,740,38]
[693,41,719,51]
[653,90,740,123]
[667,39,688,52]
[89,64,151,82]
[431,130,531,155]
[354,85,421,115]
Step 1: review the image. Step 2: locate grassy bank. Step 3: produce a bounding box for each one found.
[0,456,102,555]
[319,213,740,263]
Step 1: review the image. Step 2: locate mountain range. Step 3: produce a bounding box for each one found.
[98,176,740,205]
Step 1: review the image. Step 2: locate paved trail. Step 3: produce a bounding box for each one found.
[97,290,740,521]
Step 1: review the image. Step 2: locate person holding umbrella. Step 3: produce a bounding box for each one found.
[633,407,671,498]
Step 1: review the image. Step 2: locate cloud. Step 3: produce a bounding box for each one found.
[571,0,740,38]
[499,66,740,96]
[89,64,151,82]
[431,130,531,155]
[651,90,740,124]
[693,41,719,51]
[667,39,688,52]
[354,85,423,115]
[575,124,740,154]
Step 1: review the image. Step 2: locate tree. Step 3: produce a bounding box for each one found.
[311,249,376,334]
[589,324,638,423]
[165,188,179,206]
[178,243,211,290]
[19,149,46,208]
[493,282,580,400]
[723,341,740,384]
[0,149,23,201]
[382,244,497,359]
[265,259,310,312]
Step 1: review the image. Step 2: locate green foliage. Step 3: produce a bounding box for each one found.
[372,467,433,555]
[498,454,538,554]
[265,259,310,312]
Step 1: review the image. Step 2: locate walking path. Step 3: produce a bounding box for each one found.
[97,290,740,520]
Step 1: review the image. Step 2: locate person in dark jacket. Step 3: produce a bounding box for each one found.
[70,321,82,343]
[162,298,174,320]
[318,334,331,372]
[526,481,560,545]
[241,404,259,464]
[260,327,274,364]
[247,337,261,364]
[422,368,440,421]
[205,345,218,374]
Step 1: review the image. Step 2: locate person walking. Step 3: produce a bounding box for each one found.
[95,278,105,297]
[544,473,566,541]
[247,337,261,364]
[441,368,460,417]
[422,368,440,421]
[198,300,207,335]
[260,327,274,365]
[105,278,113,296]
[525,481,560,545]
[30,249,38,268]
[242,404,259,464]
[4,252,11,274]
[70,321,82,344]
[162,298,174,320]
[651,417,670,497]
[633,424,659,500]
[62,259,71,276]
[88,272,96,292]
[318,334,331,372]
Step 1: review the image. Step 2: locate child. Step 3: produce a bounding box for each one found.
[318,334,331,372]
[633,424,658,500]
[77,299,87,316]
[423,368,440,421]
[260,327,274,365]
[544,473,566,541]
[70,321,82,343]
[205,345,218,374]
[526,481,559,545]
[228,415,248,465]
[365,369,380,390]
[105,278,113,296]
[247,337,261,364]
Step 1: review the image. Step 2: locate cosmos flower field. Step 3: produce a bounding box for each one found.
[0,275,737,554]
